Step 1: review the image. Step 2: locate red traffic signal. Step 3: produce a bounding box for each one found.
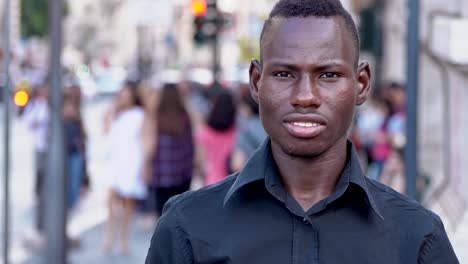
[190,0,207,17]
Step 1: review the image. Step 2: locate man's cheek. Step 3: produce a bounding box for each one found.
[260,94,282,110]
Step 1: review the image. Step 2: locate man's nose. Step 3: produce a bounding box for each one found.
[290,75,321,108]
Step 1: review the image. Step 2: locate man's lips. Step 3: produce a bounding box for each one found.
[283,114,327,138]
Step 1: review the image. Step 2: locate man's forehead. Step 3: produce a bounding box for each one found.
[272,16,339,34]
[261,16,353,64]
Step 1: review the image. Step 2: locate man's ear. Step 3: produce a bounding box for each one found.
[356,61,371,106]
[249,59,262,103]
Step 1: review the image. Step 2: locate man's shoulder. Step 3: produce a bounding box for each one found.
[366,178,443,227]
[161,174,238,218]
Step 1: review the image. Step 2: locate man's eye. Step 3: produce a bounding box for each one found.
[273,72,294,78]
[319,72,340,78]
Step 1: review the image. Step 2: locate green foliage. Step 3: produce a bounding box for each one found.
[21,0,69,38]
[238,37,259,63]
[21,0,48,37]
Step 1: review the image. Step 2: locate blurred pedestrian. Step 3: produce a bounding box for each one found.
[102,81,147,255]
[380,149,406,194]
[195,91,236,185]
[67,84,83,107]
[145,83,194,221]
[229,86,267,173]
[65,84,91,195]
[355,95,392,179]
[383,82,406,115]
[62,94,86,209]
[385,82,406,149]
[22,84,49,238]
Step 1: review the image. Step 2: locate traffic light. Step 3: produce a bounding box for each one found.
[191,0,207,17]
[191,0,221,45]
[13,90,29,107]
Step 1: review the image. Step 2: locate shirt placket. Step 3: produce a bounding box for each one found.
[292,215,319,264]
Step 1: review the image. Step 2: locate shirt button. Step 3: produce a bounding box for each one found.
[303,218,309,224]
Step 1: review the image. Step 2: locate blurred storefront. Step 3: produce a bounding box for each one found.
[64,0,175,80]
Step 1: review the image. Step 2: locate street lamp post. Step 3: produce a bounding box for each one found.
[405,0,420,200]
[45,0,67,262]
[2,0,12,263]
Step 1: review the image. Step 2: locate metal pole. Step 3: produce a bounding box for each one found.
[45,0,67,262]
[207,0,220,87]
[405,0,419,200]
[2,0,11,263]
[212,28,219,84]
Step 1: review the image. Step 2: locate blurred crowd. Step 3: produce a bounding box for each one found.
[19,73,414,255]
[98,79,269,254]
[352,82,407,193]
[20,76,269,254]
[22,81,89,249]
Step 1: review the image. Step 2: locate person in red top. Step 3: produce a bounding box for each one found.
[195,91,236,185]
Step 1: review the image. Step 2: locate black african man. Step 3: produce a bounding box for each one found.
[145,0,459,263]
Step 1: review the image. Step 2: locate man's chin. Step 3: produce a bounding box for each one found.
[281,145,326,159]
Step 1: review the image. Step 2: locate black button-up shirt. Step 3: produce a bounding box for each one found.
[146,140,459,264]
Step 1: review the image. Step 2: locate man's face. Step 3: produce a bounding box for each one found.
[250,16,371,158]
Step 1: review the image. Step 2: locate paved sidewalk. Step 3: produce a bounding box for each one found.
[68,217,154,264]
[21,215,154,264]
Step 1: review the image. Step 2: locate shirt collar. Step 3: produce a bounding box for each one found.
[224,139,271,205]
[224,138,384,220]
[346,143,384,220]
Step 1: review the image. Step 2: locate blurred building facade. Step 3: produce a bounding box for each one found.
[65,0,177,74]
[0,0,21,47]
[381,0,468,230]
[0,0,21,60]
[65,0,138,67]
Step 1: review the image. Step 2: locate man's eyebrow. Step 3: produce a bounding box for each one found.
[314,60,352,71]
[265,60,351,72]
[265,61,299,70]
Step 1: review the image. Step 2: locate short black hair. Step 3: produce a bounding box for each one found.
[260,0,360,63]
[207,91,237,131]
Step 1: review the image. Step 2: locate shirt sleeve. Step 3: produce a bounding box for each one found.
[145,196,193,264]
[417,215,459,264]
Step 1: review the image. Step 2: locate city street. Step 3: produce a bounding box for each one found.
[0,0,467,262]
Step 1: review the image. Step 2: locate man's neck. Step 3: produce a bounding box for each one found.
[271,139,348,212]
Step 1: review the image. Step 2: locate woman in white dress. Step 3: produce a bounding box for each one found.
[102,81,147,254]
